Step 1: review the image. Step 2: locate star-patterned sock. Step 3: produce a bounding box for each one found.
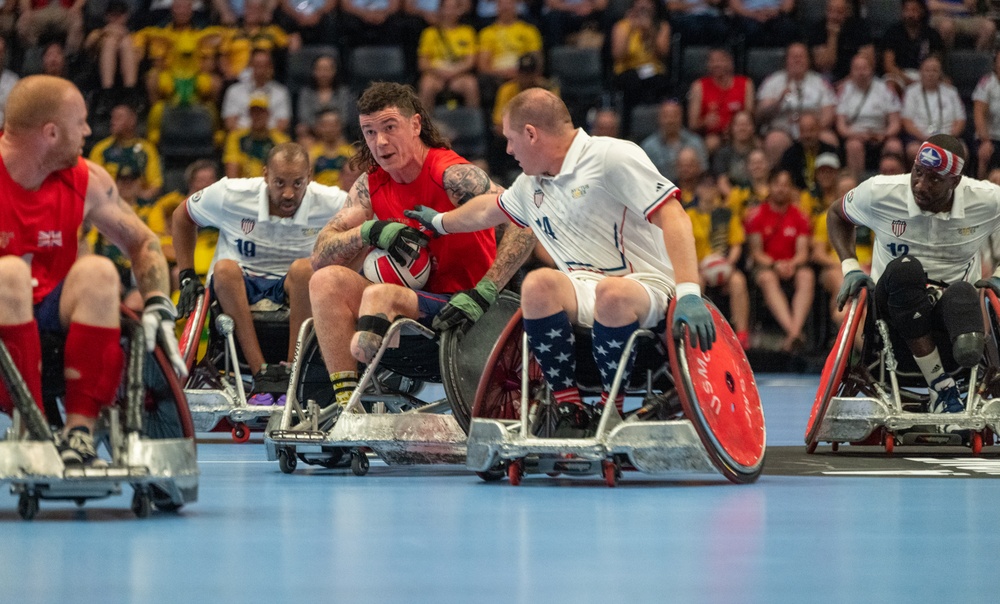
[523,312,582,406]
[592,320,638,412]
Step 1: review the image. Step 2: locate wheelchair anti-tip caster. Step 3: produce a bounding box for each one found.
[507,459,524,486]
[18,492,39,520]
[350,450,369,476]
[602,460,621,488]
[278,448,297,474]
[131,488,151,518]
[231,422,251,444]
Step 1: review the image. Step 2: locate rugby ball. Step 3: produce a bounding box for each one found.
[362,247,432,289]
[699,253,732,288]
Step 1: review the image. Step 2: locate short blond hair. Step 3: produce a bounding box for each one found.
[503,88,573,134]
[4,75,77,133]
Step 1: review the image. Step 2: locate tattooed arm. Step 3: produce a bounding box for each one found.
[312,172,376,270]
[483,224,537,290]
[442,163,504,206]
[82,160,170,299]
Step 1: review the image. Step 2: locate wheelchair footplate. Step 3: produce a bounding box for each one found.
[467,304,767,487]
[265,318,467,475]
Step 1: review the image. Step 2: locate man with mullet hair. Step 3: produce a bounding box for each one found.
[0,75,184,466]
[831,134,1000,414]
[309,82,527,417]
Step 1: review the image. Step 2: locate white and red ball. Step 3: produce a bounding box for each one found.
[362,247,432,289]
[699,253,732,288]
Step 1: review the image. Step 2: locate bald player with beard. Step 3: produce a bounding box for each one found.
[0,75,184,467]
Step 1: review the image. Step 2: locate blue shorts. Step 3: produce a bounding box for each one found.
[33,281,65,334]
[415,290,452,327]
[210,270,288,307]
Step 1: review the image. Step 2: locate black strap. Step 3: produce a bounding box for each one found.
[356,314,392,337]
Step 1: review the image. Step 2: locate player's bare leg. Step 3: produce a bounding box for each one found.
[212,259,265,375]
[283,258,313,363]
[350,284,419,363]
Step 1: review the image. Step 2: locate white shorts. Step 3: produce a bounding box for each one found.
[568,272,674,329]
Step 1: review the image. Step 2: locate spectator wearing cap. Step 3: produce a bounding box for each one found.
[778,111,839,194]
[89,104,165,201]
[836,52,903,179]
[223,94,292,178]
[491,53,559,133]
[640,99,708,184]
[221,48,292,133]
[798,151,841,228]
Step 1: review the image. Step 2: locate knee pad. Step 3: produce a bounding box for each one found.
[879,256,932,340]
[940,281,985,368]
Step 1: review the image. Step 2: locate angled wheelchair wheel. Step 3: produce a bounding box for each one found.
[804,290,868,450]
[667,298,765,484]
[471,307,545,423]
[440,291,522,432]
[295,327,337,411]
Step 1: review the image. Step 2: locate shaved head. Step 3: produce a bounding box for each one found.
[4,75,79,133]
[503,88,573,135]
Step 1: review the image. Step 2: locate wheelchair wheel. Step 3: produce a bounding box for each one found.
[471,307,544,423]
[667,298,766,484]
[295,327,336,411]
[440,291,522,432]
[804,290,868,450]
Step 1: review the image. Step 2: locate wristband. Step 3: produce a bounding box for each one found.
[841,258,861,276]
[674,282,702,299]
[432,213,449,235]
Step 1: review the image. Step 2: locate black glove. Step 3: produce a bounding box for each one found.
[432,279,498,332]
[360,220,430,265]
[177,268,204,318]
[837,270,874,310]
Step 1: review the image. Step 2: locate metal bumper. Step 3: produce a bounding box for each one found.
[815,396,1000,443]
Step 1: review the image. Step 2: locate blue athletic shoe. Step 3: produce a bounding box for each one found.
[929,375,964,414]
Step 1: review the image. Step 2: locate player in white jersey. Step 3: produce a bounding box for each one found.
[172,143,348,401]
[405,88,715,437]
[829,134,1000,413]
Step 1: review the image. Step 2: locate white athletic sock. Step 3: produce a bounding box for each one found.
[914,348,948,390]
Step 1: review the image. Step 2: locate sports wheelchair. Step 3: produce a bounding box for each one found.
[178,288,293,442]
[263,291,522,475]
[464,298,767,486]
[0,305,198,520]
[805,288,1000,455]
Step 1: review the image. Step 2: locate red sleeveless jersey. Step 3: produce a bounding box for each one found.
[698,75,751,136]
[368,148,497,294]
[0,153,89,304]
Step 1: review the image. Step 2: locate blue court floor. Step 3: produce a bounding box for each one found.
[2,374,1000,604]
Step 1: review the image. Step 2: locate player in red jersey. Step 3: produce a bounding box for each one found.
[310,82,532,415]
[0,75,184,466]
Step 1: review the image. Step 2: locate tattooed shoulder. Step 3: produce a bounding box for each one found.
[443,164,498,205]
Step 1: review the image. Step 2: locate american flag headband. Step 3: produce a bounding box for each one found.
[915,142,964,177]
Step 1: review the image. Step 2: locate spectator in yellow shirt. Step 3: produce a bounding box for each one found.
[218,0,298,82]
[224,95,291,178]
[417,0,480,109]
[477,0,542,93]
[89,103,164,201]
[492,53,558,133]
[309,109,361,190]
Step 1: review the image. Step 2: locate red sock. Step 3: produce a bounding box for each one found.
[0,321,43,415]
[552,387,583,406]
[63,323,123,419]
[600,392,624,413]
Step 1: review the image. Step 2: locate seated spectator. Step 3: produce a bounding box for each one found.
[224,95,292,177]
[492,53,558,134]
[417,0,480,109]
[686,174,751,348]
[276,0,336,45]
[589,107,621,137]
[89,104,164,201]
[476,0,542,101]
[675,146,705,207]
[812,171,869,326]
[37,36,90,88]
[145,0,218,28]
[84,0,139,97]
[900,54,965,160]
[973,50,1000,178]
[640,99,707,183]
[296,53,357,143]
[666,0,728,46]
[17,0,85,53]
[745,167,813,352]
[339,0,404,49]
[779,112,839,194]
[0,37,19,125]
[727,148,770,223]
[728,0,797,48]
[798,151,840,228]
[222,48,292,133]
[86,167,146,310]
[146,41,224,146]
[687,47,754,156]
[470,0,532,29]
[540,0,607,49]
[219,0,298,83]
[610,0,670,136]
[148,159,222,282]
[878,151,908,175]
[310,109,361,190]
[808,0,872,83]
[712,110,760,197]
[756,42,838,166]
[836,52,904,179]
[928,0,995,50]
[881,0,945,96]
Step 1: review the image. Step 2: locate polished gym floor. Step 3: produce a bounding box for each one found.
[2,374,999,604]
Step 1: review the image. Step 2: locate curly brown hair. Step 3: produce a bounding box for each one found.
[351,82,451,173]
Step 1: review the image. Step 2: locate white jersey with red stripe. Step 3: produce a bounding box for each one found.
[841,173,1000,284]
[185,176,347,278]
[498,130,679,283]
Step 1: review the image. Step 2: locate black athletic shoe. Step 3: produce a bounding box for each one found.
[56,427,108,468]
[252,363,291,394]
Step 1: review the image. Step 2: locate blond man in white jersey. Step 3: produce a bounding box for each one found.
[172,143,347,403]
[829,134,1000,414]
[406,88,715,437]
